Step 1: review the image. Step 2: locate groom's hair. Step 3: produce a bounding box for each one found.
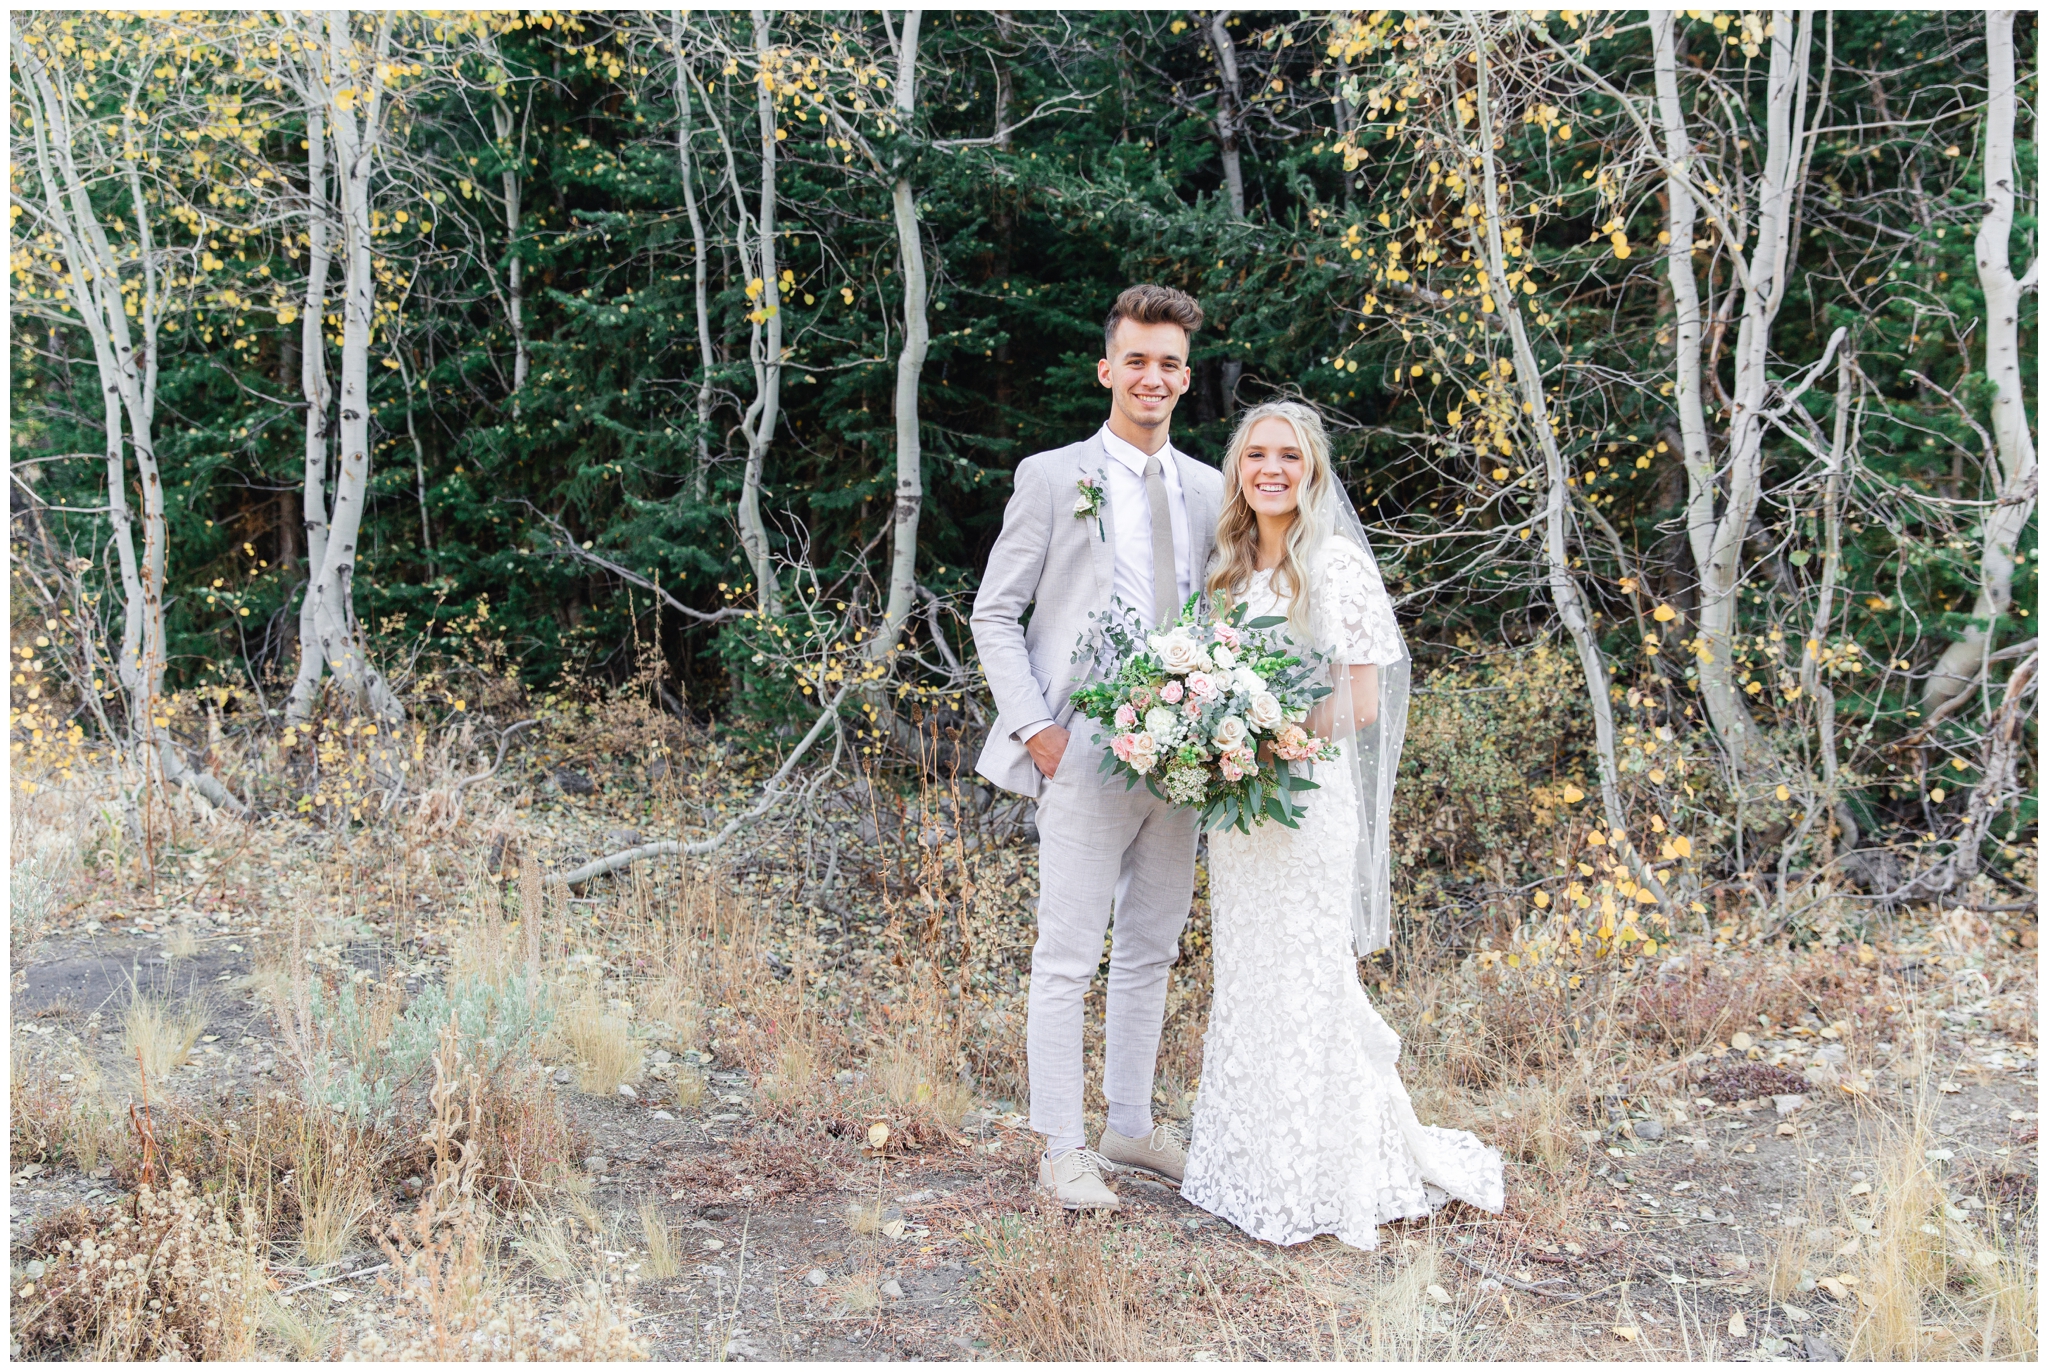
[1103,284,1203,358]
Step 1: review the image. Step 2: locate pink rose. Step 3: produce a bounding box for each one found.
[1111,732,1139,763]
[1272,725,1323,762]
[1183,698,1203,719]
[1219,753,1246,783]
[1214,623,1241,649]
[1186,672,1218,700]
[1160,680,1184,704]
[1114,703,1138,729]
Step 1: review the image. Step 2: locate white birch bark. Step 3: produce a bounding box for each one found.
[1467,18,1672,916]
[1207,10,1247,218]
[875,10,929,659]
[490,94,530,399]
[298,10,405,723]
[1797,346,1858,856]
[1924,9,2037,708]
[12,30,242,810]
[1648,9,1808,776]
[670,12,717,503]
[285,102,335,725]
[735,8,783,617]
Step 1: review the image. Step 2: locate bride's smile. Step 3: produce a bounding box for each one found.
[1239,417,1305,531]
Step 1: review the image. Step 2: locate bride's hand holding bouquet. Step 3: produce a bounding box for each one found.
[1069,598,1339,832]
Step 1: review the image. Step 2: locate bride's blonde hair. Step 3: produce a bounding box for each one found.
[1205,400,1336,637]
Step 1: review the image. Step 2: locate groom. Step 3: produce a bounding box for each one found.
[971,284,1223,1209]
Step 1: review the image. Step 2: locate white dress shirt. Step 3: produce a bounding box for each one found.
[1098,424,1195,620]
[1016,425,1193,745]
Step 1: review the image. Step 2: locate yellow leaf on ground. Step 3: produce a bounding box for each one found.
[1612,1325,1639,1342]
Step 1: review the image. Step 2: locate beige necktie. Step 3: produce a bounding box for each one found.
[1144,453,1178,627]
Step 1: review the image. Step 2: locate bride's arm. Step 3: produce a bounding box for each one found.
[1305,663,1379,740]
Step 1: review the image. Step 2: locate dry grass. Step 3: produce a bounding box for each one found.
[292,1116,381,1267]
[974,1210,1157,1360]
[515,1213,585,1284]
[1355,1241,1461,1360]
[641,971,703,1052]
[563,995,642,1096]
[260,1289,341,1361]
[669,1064,708,1109]
[9,678,2035,1363]
[760,1032,823,1107]
[844,1198,886,1238]
[637,1200,681,1281]
[1842,1049,2036,1361]
[122,986,209,1082]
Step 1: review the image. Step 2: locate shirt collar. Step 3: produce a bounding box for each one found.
[1099,425,1181,486]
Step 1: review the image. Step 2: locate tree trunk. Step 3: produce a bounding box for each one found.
[1798,343,1859,858]
[304,11,405,724]
[1650,8,1807,779]
[13,34,241,811]
[874,10,929,660]
[490,94,530,400]
[1207,11,1246,218]
[285,102,334,725]
[671,12,717,503]
[992,11,1015,147]
[737,7,783,617]
[1470,26,1672,918]
[1925,9,2037,709]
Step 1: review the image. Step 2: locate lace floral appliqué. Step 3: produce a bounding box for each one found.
[1179,549,1504,1249]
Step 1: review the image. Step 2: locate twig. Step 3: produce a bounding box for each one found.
[517,500,743,625]
[546,683,850,885]
[279,1261,389,1297]
[1447,1247,1575,1296]
[451,719,537,797]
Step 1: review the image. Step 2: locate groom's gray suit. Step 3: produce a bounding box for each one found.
[971,428,1222,1152]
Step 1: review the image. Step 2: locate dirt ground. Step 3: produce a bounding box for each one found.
[7,748,2039,1362]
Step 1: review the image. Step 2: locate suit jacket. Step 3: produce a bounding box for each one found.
[970,430,1224,798]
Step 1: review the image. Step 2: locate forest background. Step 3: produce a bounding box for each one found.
[10,7,2038,932]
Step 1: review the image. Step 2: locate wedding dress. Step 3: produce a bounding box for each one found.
[1179,541,1505,1248]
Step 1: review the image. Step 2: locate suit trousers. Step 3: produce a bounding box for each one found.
[1027,727,1198,1151]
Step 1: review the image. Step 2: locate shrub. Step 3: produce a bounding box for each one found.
[14,1176,261,1360]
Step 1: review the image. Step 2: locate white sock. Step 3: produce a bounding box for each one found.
[1107,1104,1153,1140]
[1043,1134,1084,1161]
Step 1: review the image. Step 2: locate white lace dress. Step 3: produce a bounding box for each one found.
[1180,542,1505,1248]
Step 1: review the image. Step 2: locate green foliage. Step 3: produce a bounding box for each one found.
[9,10,2034,878]
[306,974,552,1126]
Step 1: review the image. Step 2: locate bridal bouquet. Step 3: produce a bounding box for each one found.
[1069,601,1339,832]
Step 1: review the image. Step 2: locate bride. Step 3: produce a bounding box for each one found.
[1179,400,1505,1248]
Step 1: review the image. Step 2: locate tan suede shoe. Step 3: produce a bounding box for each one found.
[1037,1149,1121,1210]
[1097,1123,1187,1184]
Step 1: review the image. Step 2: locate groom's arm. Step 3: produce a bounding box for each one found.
[971,455,1056,738]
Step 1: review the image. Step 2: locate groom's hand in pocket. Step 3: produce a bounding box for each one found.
[1027,725,1070,779]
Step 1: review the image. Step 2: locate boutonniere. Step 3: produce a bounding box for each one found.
[1074,470,1107,541]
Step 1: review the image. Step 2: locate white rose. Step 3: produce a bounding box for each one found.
[1210,643,1237,670]
[1144,706,1180,744]
[1074,495,1095,516]
[1247,691,1285,731]
[1150,627,1208,675]
[1126,732,1159,774]
[1233,664,1264,696]
[1212,713,1249,751]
